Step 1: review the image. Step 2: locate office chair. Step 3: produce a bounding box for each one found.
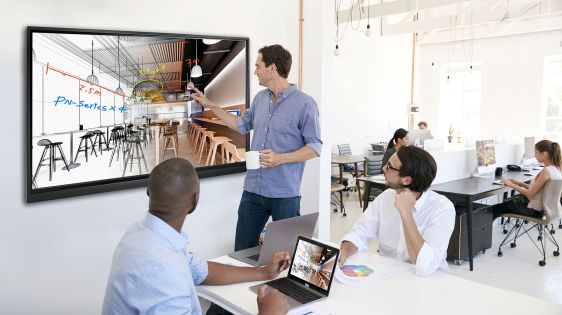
[330,180,346,217]
[337,143,362,194]
[364,155,384,201]
[370,143,385,156]
[497,179,562,266]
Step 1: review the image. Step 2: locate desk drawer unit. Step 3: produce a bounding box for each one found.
[447,204,493,263]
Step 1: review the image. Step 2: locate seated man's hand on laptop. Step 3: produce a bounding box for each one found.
[338,241,358,267]
[257,285,290,315]
[262,251,291,279]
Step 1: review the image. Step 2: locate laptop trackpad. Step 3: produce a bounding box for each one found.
[247,253,260,262]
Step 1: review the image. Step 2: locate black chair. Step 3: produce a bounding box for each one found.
[92,130,110,154]
[364,155,384,200]
[371,143,385,156]
[32,139,70,183]
[75,131,97,162]
[122,134,148,176]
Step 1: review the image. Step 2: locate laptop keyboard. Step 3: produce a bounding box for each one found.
[247,253,260,262]
[266,278,322,304]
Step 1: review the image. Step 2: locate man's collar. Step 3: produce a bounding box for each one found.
[268,83,297,99]
[413,191,429,213]
[143,212,189,251]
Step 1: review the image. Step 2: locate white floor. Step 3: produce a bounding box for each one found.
[330,191,562,305]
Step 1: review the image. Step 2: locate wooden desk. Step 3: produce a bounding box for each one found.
[192,117,227,126]
[196,254,562,315]
[331,154,366,207]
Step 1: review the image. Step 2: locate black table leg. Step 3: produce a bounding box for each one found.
[466,196,474,271]
[363,182,371,211]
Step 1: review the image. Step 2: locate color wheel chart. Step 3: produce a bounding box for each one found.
[340,265,374,277]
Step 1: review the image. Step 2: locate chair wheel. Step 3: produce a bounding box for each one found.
[539,260,546,266]
[510,243,516,248]
[497,251,503,257]
[343,213,347,217]
[538,236,543,241]
[550,230,555,235]
[333,208,338,213]
[515,224,520,228]
[503,229,508,234]
[481,250,486,254]
[559,224,562,229]
[554,251,560,257]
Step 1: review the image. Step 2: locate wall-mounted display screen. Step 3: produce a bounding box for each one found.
[27,27,249,202]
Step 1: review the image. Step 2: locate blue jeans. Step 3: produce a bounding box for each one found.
[234,190,301,251]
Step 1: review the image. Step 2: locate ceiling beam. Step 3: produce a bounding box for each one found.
[337,0,469,24]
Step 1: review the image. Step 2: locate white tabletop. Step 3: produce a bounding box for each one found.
[196,254,562,315]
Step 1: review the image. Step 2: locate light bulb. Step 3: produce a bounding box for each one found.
[334,44,340,57]
[365,24,371,37]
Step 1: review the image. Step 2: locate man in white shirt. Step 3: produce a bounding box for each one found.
[339,146,455,276]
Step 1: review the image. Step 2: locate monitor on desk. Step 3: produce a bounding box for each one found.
[521,136,537,165]
[475,139,497,175]
[408,129,433,146]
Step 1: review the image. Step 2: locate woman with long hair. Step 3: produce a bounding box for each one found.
[381,128,409,172]
[493,139,562,219]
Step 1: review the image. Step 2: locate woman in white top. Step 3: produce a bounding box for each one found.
[493,140,562,220]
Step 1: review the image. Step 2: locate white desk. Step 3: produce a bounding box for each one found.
[196,255,562,315]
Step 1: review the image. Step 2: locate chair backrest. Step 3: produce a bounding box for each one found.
[543,179,562,222]
[370,144,385,156]
[338,144,352,156]
[364,155,383,176]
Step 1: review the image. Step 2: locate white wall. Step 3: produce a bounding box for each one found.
[418,30,562,143]
[0,0,330,314]
[331,25,413,156]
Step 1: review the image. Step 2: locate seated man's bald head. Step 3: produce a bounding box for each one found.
[148,158,199,222]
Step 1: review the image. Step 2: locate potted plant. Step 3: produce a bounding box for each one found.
[448,126,454,143]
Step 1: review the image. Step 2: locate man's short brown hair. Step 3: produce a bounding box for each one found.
[258,45,292,79]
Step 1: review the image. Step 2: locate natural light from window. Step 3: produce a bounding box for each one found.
[541,55,562,143]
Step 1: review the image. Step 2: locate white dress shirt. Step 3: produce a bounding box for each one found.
[342,188,455,277]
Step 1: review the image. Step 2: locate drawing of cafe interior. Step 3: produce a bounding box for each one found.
[31,32,247,189]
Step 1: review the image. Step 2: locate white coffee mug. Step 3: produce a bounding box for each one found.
[245,151,260,170]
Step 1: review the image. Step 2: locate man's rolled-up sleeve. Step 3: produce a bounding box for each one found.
[301,99,322,156]
[414,203,455,277]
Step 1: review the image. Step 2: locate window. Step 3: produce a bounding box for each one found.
[439,62,482,140]
[541,55,562,142]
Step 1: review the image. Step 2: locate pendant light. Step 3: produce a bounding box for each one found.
[365,0,372,37]
[115,36,124,95]
[86,40,99,84]
[191,39,203,78]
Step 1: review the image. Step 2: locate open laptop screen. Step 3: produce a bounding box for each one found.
[287,236,339,295]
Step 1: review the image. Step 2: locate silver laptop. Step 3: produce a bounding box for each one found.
[228,212,319,266]
[250,236,339,309]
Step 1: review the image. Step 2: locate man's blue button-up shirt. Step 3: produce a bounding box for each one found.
[102,213,208,315]
[237,84,322,198]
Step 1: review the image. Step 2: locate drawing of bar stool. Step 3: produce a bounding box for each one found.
[205,135,232,166]
[122,134,148,176]
[75,131,97,162]
[92,129,110,154]
[161,125,178,160]
[32,139,70,183]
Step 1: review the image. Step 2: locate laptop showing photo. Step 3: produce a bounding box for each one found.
[228,212,319,266]
[250,236,339,310]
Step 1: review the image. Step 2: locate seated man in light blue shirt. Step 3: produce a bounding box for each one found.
[102,158,291,315]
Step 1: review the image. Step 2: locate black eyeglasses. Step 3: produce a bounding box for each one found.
[385,162,400,172]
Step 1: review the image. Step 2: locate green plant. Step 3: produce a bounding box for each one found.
[448,126,454,136]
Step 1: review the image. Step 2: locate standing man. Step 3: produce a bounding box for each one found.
[192,44,322,251]
[418,121,428,130]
